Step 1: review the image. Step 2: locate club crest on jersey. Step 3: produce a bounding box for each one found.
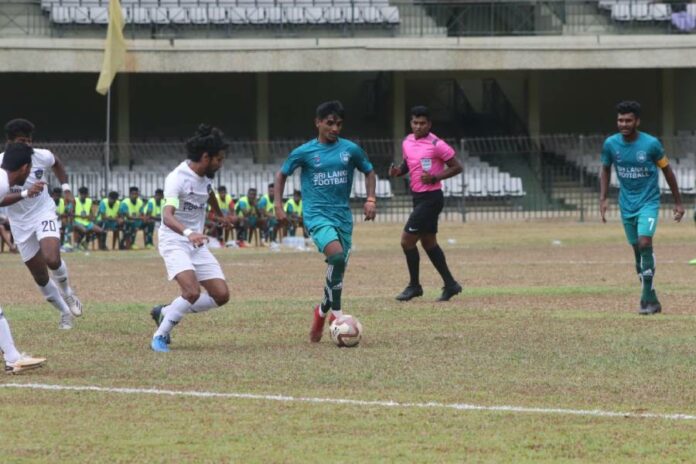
[637,151,647,163]
[340,152,350,165]
[313,156,321,167]
[34,169,44,179]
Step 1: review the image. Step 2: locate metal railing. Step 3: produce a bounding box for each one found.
[1,0,693,39]
[31,134,696,222]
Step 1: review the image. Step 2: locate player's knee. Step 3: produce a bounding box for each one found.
[213,289,230,306]
[421,237,437,250]
[33,273,50,287]
[327,253,346,275]
[181,287,201,304]
[638,237,652,249]
[401,236,416,250]
[45,255,61,270]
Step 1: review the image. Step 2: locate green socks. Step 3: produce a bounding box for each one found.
[633,246,641,277]
[639,246,657,303]
[320,253,346,314]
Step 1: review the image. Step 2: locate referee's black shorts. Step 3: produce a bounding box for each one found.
[403,190,444,235]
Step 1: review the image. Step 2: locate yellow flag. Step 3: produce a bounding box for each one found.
[96,0,126,95]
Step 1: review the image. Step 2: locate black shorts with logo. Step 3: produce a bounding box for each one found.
[404,190,444,235]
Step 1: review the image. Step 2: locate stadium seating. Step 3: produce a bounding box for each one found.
[609,2,673,22]
[547,135,696,195]
[45,0,400,26]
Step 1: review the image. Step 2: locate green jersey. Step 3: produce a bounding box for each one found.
[601,132,668,214]
[281,137,373,232]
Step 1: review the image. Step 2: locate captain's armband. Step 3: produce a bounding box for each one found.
[656,156,669,169]
[164,197,180,208]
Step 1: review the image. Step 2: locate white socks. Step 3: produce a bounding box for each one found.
[331,309,343,319]
[154,294,220,339]
[0,309,21,364]
[189,294,218,313]
[50,260,72,296]
[39,280,70,314]
[154,297,191,338]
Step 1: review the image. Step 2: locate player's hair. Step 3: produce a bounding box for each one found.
[129,186,139,193]
[78,186,88,195]
[52,187,62,195]
[410,105,430,121]
[4,119,35,140]
[108,191,119,200]
[185,124,229,162]
[0,142,33,172]
[268,182,274,188]
[316,101,345,120]
[293,189,301,197]
[248,187,257,193]
[616,101,641,117]
[155,188,163,195]
[218,185,227,192]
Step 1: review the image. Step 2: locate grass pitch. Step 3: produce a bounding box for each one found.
[2,219,696,462]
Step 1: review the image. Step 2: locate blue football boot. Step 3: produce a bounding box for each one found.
[150,335,170,353]
[150,305,171,345]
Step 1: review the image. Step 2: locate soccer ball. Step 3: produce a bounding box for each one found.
[329,315,363,347]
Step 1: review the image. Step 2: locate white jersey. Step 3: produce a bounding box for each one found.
[0,147,56,225]
[159,161,212,244]
[0,169,10,199]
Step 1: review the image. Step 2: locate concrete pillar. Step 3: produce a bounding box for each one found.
[256,72,270,164]
[527,71,541,141]
[392,71,405,159]
[115,73,130,167]
[661,68,675,138]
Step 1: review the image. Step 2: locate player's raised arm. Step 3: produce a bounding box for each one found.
[274,171,288,224]
[661,164,684,221]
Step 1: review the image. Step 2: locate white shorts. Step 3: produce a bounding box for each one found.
[12,212,61,263]
[158,239,225,282]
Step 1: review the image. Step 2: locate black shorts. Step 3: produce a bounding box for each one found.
[404,190,444,235]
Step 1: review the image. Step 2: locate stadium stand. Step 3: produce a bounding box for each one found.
[548,134,696,194]
[54,149,523,201]
[44,0,400,26]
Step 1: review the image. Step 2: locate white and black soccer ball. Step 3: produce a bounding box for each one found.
[329,315,363,347]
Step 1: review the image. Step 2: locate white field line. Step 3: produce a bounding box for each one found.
[2,382,696,421]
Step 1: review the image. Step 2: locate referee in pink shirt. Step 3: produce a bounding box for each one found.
[389,106,463,302]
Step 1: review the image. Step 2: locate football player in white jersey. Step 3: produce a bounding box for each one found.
[150,125,231,352]
[0,119,83,330]
[0,143,47,373]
